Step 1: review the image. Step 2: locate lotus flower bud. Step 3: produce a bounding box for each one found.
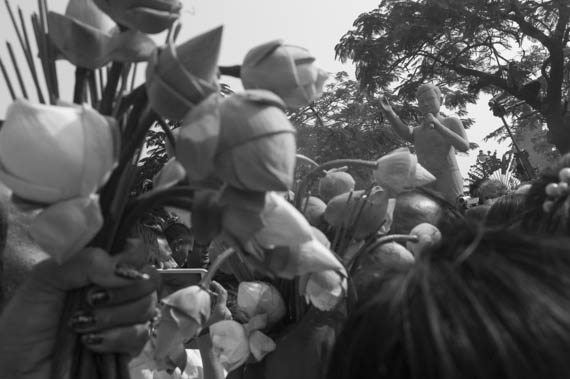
[94,0,182,34]
[154,285,211,365]
[0,99,118,204]
[29,194,103,264]
[311,226,330,249]
[237,281,286,326]
[353,242,414,276]
[210,318,276,372]
[301,270,347,311]
[215,90,296,192]
[175,91,296,192]
[236,192,344,279]
[373,147,435,196]
[241,40,328,108]
[318,170,355,202]
[48,2,156,69]
[324,186,390,239]
[210,320,250,372]
[146,27,223,120]
[406,222,442,256]
[66,0,115,32]
[153,158,187,190]
[300,196,326,226]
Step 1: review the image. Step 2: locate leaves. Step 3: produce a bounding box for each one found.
[335,0,570,153]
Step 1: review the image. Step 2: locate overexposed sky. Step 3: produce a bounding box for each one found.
[0,0,508,176]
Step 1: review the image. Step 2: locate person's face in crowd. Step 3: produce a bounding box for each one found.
[390,191,443,235]
[417,88,442,116]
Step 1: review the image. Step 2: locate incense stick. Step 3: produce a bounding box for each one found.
[18,6,45,103]
[31,13,55,104]
[6,42,28,99]
[0,55,16,100]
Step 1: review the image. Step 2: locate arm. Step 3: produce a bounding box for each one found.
[427,114,470,152]
[379,95,413,143]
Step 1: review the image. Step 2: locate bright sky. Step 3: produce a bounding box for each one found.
[0,0,508,177]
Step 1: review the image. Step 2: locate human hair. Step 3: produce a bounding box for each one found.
[485,193,527,228]
[520,152,570,236]
[327,226,570,379]
[415,83,442,100]
[477,179,508,205]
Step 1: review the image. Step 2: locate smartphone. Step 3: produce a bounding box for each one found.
[158,268,207,297]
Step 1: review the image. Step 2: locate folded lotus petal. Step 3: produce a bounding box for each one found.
[80,105,119,196]
[145,70,200,120]
[210,320,250,372]
[175,94,221,180]
[161,285,211,327]
[29,194,103,264]
[94,0,182,34]
[281,65,328,108]
[241,41,326,108]
[237,281,286,326]
[153,308,198,365]
[301,270,347,311]
[215,90,296,191]
[0,100,116,203]
[311,227,331,249]
[48,11,112,69]
[243,192,344,278]
[172,26,224,83]
[66,0,116,33]
[374,147,436,195]
[105,29,157,63]
[248,330,276,362]
[220,188,266,243]
[153,158,187,190]
[145,27,222,119]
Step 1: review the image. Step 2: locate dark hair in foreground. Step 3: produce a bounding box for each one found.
[327,226,570,379]
[520,152,570,236]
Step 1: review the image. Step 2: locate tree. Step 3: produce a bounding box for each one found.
[289,72,406,186]
[335,0,570,153]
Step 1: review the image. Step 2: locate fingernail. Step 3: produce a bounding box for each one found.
[115,263,150,280]
[87,288,110,306]
[81,333,103,345]
[69,311,96,329]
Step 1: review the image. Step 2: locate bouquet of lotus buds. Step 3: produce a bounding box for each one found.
[0,0,444,378]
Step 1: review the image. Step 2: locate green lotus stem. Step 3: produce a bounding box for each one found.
[294,159,378,209]
[296,154,319,168]
[367,234,418,252]
[73,67,89,104]
[99,62,124,115]
[200,247,236,288]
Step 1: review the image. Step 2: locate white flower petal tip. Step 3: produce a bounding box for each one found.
[29,194,103,264]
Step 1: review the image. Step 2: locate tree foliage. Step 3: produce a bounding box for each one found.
[336,0,570,153]
[290,72,406,186]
